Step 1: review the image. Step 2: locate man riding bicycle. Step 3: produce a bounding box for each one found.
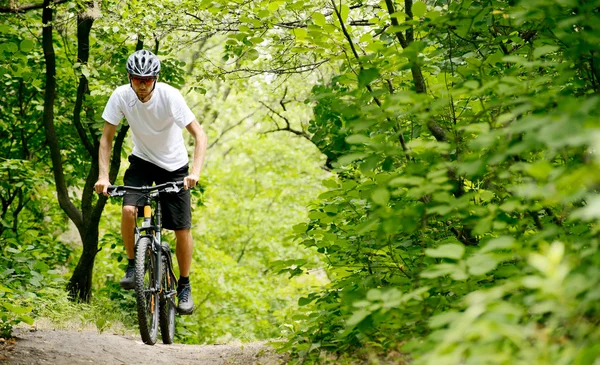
[94,49,207,315]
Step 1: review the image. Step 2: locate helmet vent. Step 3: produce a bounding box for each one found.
[126,50,161,77]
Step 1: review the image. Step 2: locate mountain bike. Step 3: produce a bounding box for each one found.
[106,181,183,345]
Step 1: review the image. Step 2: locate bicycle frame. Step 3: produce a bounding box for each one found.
[105,181,183,344]
[136,191,164,313]
[108,182,182,313]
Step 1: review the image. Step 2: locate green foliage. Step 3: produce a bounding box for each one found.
[0,224,72,338]
[0,159,72,337]
[275,0,600,363]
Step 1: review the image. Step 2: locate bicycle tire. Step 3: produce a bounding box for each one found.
[159,253,176,344]
[135,237,159,345]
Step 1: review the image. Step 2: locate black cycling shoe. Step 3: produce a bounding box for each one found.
[120,265,135,290]
[177,284,194,315]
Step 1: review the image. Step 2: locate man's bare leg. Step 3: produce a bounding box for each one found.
[174,229,193,276]
[119,206,137,289]
[174,228,194,314]
[121,206,137,259]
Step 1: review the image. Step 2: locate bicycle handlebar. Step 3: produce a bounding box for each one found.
[106,181,185,197]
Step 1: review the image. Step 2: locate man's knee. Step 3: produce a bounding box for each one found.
[122,206,137,221]
[175,228,191,236]
[175,229,192,242]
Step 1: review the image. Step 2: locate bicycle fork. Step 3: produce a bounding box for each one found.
[162,246,178,308]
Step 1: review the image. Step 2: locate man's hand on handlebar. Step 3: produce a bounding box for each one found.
[94,178,111,196]
[183,174,199,190]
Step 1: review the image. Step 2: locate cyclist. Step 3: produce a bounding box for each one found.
[94,49,207,315]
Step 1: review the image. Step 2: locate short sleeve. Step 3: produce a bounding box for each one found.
[102,90,124,125]
[168,89,196,128]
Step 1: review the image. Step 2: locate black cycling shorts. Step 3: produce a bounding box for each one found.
[122,154,192,231]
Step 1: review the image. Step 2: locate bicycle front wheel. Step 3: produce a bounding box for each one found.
[159,253,177,344]
[135,237,159,345]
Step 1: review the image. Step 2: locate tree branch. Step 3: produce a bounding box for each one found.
[404,0,414,42]
[72,13,95,157]
[384,0,408,48]
[208,112,255,149]
[217,59,330,76]
[260,101,312,139]
[0,0,70,13]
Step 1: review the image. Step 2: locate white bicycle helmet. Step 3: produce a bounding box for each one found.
[126,50,160,77]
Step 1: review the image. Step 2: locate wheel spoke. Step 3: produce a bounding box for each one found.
[135,237,159,345]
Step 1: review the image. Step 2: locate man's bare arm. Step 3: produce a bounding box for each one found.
[184,119,208,189]
[95,122,118,194]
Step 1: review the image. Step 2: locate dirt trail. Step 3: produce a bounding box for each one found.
[0,328,286,365]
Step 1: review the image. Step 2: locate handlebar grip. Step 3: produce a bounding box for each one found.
[95,185,114,195]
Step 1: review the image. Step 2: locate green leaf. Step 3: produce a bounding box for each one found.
[19,315,34,325]
[3,303,32,315]
[389,11,407,21]
[293,28,308,40]
[425,243,465,260]
[526,161,553,180]
[312,12,326,26]
[467,253,498,276]
[572,196,600,221]
[20,39,34,53]
[499,199,524,213]
[366,288,382,301]
[292,223,308,233]
[575,344,600,365]
[429,311,460,328]
[322,179,339,189]
[5,42,17,53]
[411,1,427,18]
[389,176,425,187]
[533,45,559,59]
[298,296,315,306]
[345,134,371,144]
[481,236,515,253]
[268,1,282,12]
[339,4,349,23]
[371,188,390,206]
[337,152,368,165]
[421,263,468,280]
[346,309,370,327]
[358,68,380,87]
[246,49,259,60]
[478,190,495,202]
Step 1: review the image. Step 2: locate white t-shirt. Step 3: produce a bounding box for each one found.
[102,82,196,172]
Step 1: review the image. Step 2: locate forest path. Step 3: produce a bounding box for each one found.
[0,328,285,365]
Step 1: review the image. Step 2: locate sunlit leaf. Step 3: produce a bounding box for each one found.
[425,244,465,260]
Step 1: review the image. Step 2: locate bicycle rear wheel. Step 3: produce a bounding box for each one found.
[159,251,177,344]
[135,237,159,345]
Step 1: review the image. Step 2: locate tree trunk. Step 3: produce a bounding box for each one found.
[67,225,99,302]
[42,0,84,231]
[384,0,447,142]
[66,27,138,301]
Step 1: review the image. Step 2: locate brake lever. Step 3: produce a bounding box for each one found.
[164,185,181,194]
[108,188,126,197]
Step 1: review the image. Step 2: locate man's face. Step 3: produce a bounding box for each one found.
[129,75,157,99]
